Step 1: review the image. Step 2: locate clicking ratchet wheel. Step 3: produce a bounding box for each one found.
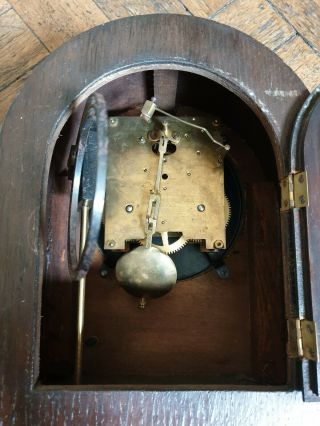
[67,93,108,281]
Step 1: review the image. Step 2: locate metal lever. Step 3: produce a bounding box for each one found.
[140,99,230,151]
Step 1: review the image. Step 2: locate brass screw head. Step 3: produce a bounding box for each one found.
[308,348,315,357]
[138,297,147,309]
[214,240,224,249]
[108,240,116,248]
[125,204,134,213]
[306,324,314,334]
[100,269,108,278]
[109,117,118,127]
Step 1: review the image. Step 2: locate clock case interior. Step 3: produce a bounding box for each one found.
[40,69,287,388]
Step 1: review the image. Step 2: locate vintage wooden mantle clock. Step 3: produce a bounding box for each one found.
[1,14,320,423]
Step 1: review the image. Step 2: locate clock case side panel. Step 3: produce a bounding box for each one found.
[289,87,320,401]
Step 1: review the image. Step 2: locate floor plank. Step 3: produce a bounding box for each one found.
[213,0,295,50]
[0,0,10,15]
[0,8,47,91]
[181,0,230,17]
[94,0,187,19]
[271,0,320,53]
[10,0,108,51]
[275,35,320,91]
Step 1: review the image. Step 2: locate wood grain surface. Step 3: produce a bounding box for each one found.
[247,182,286,384]
[182,0,230,17]
[213,0,295,50]
[0,0,320,124]
[272,0,320,53]
[275,36,320,92]
[9,0,108,51]
[0,8,47,90]
[94,0,187,19]
[0,0,10,15]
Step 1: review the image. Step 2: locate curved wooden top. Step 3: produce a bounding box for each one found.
[0,14,314,423]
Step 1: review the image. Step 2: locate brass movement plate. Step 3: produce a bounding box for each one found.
[104,117,226,251]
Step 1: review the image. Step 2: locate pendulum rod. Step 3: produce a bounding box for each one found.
[75,199,91,384]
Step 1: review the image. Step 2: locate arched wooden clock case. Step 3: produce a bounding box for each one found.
[1,14,320,424]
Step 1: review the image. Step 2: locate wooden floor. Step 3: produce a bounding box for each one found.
[0,0,320,125]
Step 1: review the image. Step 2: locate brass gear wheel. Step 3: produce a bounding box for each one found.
[225,195,231,226]
[140,232,187,254]
[139,196,231,254]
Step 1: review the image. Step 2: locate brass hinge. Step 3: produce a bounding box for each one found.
[280,171,308,211]
[287,318,318,361]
